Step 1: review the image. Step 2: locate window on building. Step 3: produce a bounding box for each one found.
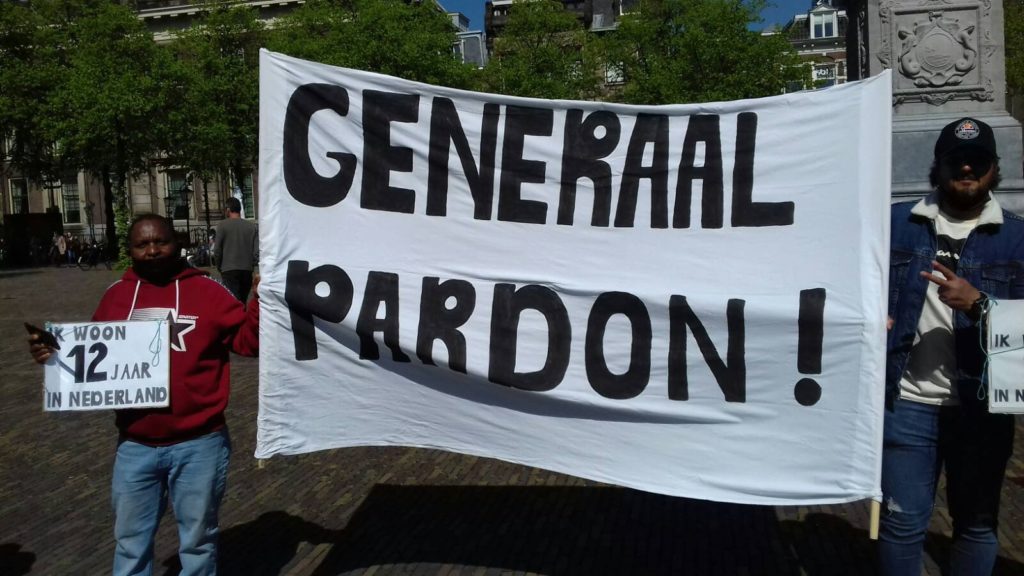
[605,62,625,85]
[9,178,27,214]
[569,60,583,80]
[810,12,837,38]
[813,63,837,87]
[232,172,256,219]
[167,171,190,220]
[62,178,81,224]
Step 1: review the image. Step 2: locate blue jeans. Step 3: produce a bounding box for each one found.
[878,400,1014,576]
[111,429,231,576]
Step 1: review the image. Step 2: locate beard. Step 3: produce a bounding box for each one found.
[938,161,994,215]
[133,257,185,284]
[941,177,991,215]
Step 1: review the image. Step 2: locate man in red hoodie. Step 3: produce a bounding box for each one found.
[29,214,259,576]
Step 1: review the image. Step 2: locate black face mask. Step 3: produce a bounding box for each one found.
[133,257,183,284]
[941,151,993,177]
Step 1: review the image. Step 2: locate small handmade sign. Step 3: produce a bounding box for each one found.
[42,320,170,411]
[987,300,1024,414]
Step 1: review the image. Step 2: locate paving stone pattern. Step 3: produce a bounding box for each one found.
[3,267,1024,575]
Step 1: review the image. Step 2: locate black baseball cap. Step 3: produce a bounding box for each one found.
[934,117,998,160]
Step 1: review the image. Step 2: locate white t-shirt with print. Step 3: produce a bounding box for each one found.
[899,210,979,405]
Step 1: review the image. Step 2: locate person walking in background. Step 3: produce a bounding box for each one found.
[53,232,66,267]
[879,117,1024,575]
[207,228,216,267]
[214,197,258,302]
[66,233,78,265]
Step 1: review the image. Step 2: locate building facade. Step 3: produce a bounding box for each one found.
[781,0,849,92]
[484,0,636,51]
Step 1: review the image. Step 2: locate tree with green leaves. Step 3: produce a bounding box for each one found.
[166,0,267,232]
[49,1,175,260]
[477,0,602,99]
[1007,0,1023,100]
[602,0,804,104]
[0,0,67,193]
[269,0,473,88]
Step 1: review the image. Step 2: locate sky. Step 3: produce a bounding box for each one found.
[437,0,813,33]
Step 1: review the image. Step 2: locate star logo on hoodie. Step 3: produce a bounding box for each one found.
[167,311,196,352]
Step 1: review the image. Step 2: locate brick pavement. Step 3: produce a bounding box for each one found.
[3,266,1024,575]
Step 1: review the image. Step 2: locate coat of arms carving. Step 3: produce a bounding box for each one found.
[897,13,976,87]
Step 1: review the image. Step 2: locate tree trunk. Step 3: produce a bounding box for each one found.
[102,168,117,257]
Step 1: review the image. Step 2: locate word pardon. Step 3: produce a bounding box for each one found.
[285,260,827,405]
[42,320,170,412]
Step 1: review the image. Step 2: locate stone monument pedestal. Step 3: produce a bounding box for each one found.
[849,0,1024,210]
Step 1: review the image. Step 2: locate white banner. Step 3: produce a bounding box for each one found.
[987,300,1024,413]
[43,320,170,411]
[256,50,891,505]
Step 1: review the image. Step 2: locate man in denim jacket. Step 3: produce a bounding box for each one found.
[880,117,1024,575]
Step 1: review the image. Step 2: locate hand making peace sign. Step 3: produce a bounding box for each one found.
[920,260,982,313]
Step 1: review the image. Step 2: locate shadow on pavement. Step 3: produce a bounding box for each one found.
[0,543,36,576]
[205,485,816,575]
[160,511,340,576]
[779,513,875,575]
[780,513,1024,576]
[152,492,1024,576]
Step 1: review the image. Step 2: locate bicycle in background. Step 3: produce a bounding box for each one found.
[78,242,112,270]
[186,242,212,267]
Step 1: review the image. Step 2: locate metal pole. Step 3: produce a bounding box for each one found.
[203,180,211,239]
[185,189,191,245]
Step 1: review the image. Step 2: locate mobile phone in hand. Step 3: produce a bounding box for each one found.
[24,322,60,350]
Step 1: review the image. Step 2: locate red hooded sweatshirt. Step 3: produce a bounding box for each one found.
[92,265,259,444]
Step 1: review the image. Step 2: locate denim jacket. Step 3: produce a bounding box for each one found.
[887,194,1024,409]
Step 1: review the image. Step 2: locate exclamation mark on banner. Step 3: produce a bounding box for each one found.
[795,288,826,406]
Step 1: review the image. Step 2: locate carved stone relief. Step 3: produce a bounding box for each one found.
[897,16,975,85]
[876,0,994,105]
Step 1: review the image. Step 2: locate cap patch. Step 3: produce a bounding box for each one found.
[954,119,980,140]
